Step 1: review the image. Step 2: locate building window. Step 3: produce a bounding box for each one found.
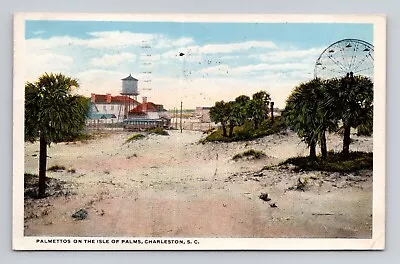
[111,105,114,111]
[103,105,106,112]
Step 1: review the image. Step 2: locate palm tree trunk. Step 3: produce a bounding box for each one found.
[254,120,259,130]
[222,124,227,137]
[270,102,274,123]
[228,122,234,137]
[342,125,351,159]
[320,129,327,160]
[38,132,47,197]
[309,140,317,160]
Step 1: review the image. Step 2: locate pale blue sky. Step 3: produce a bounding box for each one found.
[24,20,373,108]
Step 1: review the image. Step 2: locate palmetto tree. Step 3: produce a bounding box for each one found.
[25,73,89,197]
[284,78,336,160]
[323,74,373,158]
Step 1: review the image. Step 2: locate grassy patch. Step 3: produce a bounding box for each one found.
[125,133,145,143]
[24,173,74,199]
[201,129,231,143]
[280,151,373,173]
[48,165,66,172]
[203,116,287,143]
[232,149,266,161]
[147,127,169,136]
[24,173,38,189]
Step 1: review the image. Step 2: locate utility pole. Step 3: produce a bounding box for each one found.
[180,101,183,133]
[175,108,178,129]
[173,107,176,129]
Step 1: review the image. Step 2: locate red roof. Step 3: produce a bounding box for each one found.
[129,102,158,114]
[111,95,138,104]
[92,93,138,104]
[93,94,107,102]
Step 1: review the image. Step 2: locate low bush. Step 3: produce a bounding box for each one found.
[280,151,373,172]
[125,133,145,143]
[48,165,66,172]
[232,149,266,161]
[203,116,287,143]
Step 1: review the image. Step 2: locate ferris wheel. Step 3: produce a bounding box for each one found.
[314,38,374,80]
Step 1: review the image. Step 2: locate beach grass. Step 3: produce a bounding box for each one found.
[125,133,145,143]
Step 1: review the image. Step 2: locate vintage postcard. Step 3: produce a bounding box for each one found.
[13,13,386,250]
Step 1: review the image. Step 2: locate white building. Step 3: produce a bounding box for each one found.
[89,93,140,121]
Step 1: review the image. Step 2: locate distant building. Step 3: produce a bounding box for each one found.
[123,97,171,130]
[195,106,212,122]
[88,93,139,121]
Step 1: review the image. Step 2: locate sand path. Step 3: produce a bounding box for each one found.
[24,130,373,238]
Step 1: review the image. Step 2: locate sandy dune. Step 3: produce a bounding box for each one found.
[23,130,373,238]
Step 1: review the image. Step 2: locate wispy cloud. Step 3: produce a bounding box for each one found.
[254,47,323,62]
[27,31,195,50]
[163,40,278,58]
[199,62,310,76]
[89,52,137,67]
[25,52,74,81]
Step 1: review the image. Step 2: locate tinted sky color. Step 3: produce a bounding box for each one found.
[24,20,374,108]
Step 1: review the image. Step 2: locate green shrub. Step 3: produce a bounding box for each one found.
[233,149,266,161]
[203,116,287,143]
[125,133,145,143]
[48,165,66,172]
[280,151,372,172]
[202,129,231,143]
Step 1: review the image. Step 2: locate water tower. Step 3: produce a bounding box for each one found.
[120,74,139,119]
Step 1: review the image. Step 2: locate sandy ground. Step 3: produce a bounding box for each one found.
[23,129,373,238]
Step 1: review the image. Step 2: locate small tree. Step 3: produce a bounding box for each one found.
[248,91,271,129]
[25,73,89,197]
[233,95,251,127]
[209,100,229,137]
[222,95,252,138]
[223,101,243,138]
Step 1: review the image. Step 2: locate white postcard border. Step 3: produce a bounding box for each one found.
[13,13,386,250]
